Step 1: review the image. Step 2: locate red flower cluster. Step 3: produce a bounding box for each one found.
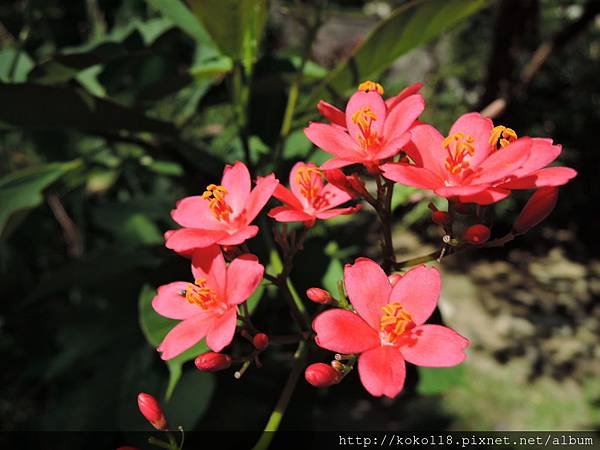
[144,79,575,402]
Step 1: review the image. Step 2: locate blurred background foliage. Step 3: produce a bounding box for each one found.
[0,0,599,438]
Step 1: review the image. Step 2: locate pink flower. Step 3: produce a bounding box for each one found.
[381,113,577,205]
[152,245,264,360]
[267,162,360,226]
[304,81,425,170]
[312,258,468,398]
[165,161,278,254]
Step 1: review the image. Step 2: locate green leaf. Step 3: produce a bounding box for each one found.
[164,369,215,429]
[0,83,176,134]
[146,0,218,53]
[189,0,268,71]
[417,364,466,395]
[0,47,34,82]
[0,160,80,238]
[138,284,209,400]
[305,0,487,104]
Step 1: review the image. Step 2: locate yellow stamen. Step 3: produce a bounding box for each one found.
[442,132,476,175]
[358,80,384,95]
[380,303,413,344]
[489,125,518,149]
[202,184,233,221]
[295,167,332,210]
[351,106,380,149]
[184,278,219,310]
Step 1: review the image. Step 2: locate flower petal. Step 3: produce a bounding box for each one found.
[171,196,222,229]
[312,309,379,354]
[385,82,423,111]
[498,167,577,189]
[273,184,303,210]
[165,228,227,254]
[374,133,410,161]
[157,314,214,360]
[434,185,487,198]
[358,346,406,398]
[315,205,360,219]
[191,245,227,299]
[217,225,259,246]
[345,90,386,141]
[381,163,444,190]
[344,257,391,329]
[458,187,511,205]
[405,124,447,176]
[289,162,323,205]
[206,307,237,352]
[152,281,201,320]
[466,137,532,185]
[320,157,360,170]
[390,265,441,325]
[400,324,468,367]
[221,161,251,216]
[318,183,353,209]
[511,138,561,177]
[268,206,314,223]
[383,94,425,141]
[226,253,264,305]
[304,123,360,159]
[448,112,493,168]
[244,174,279,223]
[317,100,346,127]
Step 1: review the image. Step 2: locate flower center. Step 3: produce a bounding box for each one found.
[202,184,233,222]
[351,106,381,149]
[380,302,414,345]
[182,278,220,310]
[489,125,517,149]
[357,80,384,95]
[442,132,476,176]
[295,167,331,210]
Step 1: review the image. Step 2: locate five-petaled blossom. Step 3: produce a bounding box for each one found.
[268,161,361,226]
[165,161,278,254]
[381,112,577,205]
[152,245,264,360]
[304,81,425,171]
[312,258,469,398]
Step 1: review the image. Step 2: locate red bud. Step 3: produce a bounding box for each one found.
[253,333,269,350]
[431,211,451,225]
[304,363,340,388]
[306,287,333,304]
[195,352,232,372]
[324,169,354,195]
[137,393,167,430]
[463,224,491,244]
[513,187,558,234]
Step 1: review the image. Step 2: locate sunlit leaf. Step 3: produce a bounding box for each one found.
[305,0,488,105]
[189,0,268,71]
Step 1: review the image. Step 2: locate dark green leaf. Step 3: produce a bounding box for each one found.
[0,160,80,238]
[0,83,176,134]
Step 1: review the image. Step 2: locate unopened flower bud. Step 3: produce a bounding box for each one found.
[137,393,167,430]
[306,287,333,304]
[513,187,558,234]
[195,352,232,372]
[463,224,491,244]
[348,173,369,196]
[253,333,269,351]
[324,169,354,196]
[388,272,403,287]
[431,211,451,225]
[304,363,340,388]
